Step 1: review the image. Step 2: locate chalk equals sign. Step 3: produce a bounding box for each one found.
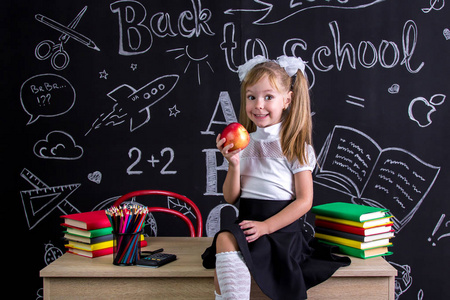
[346,95,365,108]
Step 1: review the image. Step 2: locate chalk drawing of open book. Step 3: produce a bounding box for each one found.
[314,125,440,232]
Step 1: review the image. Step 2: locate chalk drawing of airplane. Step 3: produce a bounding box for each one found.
[85,74,179,135]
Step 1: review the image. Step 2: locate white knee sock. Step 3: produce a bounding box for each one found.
[215,290,223,300]
[215,251,251,300]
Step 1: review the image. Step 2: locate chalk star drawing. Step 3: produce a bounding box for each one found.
[130,63,138,71]
[169,105,180,117]
[99,69,108,79]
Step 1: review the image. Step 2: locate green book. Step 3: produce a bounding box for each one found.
[63,232,113,244]
[63,226,113,238]
[311,202,389,222]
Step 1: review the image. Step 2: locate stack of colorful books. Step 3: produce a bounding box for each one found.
[61,210,115,258]
[61,210,148,258]
[311,202,394,259]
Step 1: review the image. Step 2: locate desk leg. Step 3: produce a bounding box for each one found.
[388,275,395,300]
[43,278,50,300]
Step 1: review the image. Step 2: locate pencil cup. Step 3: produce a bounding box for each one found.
[106,203,148,266]
[112,230,142,266]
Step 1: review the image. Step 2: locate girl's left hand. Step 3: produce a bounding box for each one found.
[239,220,269,243]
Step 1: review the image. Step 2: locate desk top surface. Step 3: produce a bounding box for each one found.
[40,237,397,278]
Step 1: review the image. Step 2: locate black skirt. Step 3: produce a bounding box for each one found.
[202,198,351,300]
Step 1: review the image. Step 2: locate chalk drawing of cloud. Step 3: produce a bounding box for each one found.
[34,130,83,160]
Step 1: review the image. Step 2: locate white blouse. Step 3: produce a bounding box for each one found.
[239,122,316,201]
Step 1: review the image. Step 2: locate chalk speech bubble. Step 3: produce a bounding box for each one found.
[20,74,76,124]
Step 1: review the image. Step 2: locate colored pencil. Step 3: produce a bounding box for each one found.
[105,204,148,265]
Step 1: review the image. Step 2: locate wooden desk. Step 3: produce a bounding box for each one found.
[40,237,397,299]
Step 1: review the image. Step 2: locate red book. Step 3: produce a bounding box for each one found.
[315,219,393,236]
[61,210,111,230]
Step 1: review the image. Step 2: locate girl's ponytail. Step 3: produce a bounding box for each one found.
[280,69,313,165]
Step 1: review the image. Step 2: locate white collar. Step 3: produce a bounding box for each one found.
[253,122,282,140]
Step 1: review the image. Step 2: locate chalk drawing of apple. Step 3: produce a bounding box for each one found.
[408,97,435,127]
[408,94,446,128]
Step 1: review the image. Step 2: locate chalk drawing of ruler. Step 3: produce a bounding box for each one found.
[20,168,81,230]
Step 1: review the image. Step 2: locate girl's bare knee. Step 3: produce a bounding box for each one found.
[216,231,239,253]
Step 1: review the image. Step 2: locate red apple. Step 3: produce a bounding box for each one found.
[221,122,250,151]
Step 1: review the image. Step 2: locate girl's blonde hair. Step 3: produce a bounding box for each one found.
[239,61,313,165]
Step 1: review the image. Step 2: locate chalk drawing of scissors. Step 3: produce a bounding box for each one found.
[34,6,100,70]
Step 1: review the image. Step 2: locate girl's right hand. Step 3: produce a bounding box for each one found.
[216,134,241,167]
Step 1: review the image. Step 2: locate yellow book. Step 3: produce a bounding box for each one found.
[66,240,113,251]
[315,232,391,249]
[315,215,393,228]
[66,234,144,251]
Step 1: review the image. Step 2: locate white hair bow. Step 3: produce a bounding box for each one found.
[237,55,269,82]
[237,55,306,82]
[276,55,306,78]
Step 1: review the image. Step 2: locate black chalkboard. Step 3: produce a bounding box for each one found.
[4,1,450,298]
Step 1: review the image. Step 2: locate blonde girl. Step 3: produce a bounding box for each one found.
[202,56,350,300]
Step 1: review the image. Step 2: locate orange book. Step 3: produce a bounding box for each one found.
[66,247,113,258]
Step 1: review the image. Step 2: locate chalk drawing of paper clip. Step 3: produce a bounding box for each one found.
[34,6,100,70]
